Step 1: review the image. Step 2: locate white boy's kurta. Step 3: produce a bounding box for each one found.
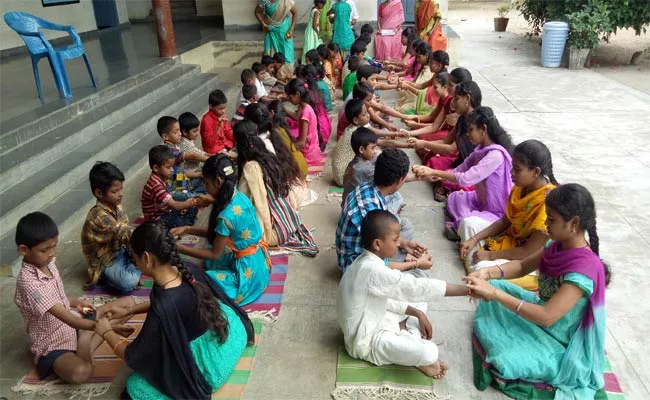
[337,250,447,366]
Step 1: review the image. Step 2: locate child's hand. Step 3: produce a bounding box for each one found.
[94,317,113,337]
[73,299,95,315]
[415,252,433,270]
[458,238,477,259]
[396,129,409,138]
[111,323,135,338]
[416,310,433,340]
[97,304,132,321]
[407,138,424,149]
[472,249,491,264]
[411,165,433,180]
[462,276,498,301]
[401,240,427,258]
[170,226,190,237]
[196,194,214,207]
[467,268,491,282]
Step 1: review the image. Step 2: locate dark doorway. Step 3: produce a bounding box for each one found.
[92,0,120,29]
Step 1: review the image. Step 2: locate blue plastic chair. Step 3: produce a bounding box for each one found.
[4,12,97,99]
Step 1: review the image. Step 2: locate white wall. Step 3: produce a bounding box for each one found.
[1,0,130,51]
[196,0,221,16]
[125,0,151,20]
[223,0,377,27]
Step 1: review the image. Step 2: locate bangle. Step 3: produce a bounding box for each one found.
[496,264,505,279]
[113,337,129,353]
[515,299,525,315]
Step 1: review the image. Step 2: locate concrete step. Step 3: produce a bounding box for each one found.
[0,59,179,145]
[0,64,202,193]
[0,72,222,269]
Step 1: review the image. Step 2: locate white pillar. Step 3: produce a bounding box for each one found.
[439,0,448,25]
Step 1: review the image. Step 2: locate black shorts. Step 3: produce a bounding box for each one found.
[37,349,73,380]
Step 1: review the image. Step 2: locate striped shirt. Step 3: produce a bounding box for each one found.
[141,173,172,221]
[15,260,77,363]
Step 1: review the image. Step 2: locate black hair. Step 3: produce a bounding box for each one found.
[148,145,175,168]
[305,49,321,65]
[156,116,177,137]
[234,119,295,198]
[130,221,229,342]
[360,23,374,36]
[434,71,450,87]
[351,127,378,156]
[352,82,373,100]
[361,209,399,250]
[327,42,341,58]
[431,50,450,71]
[545,183,611,285]
[415,41,433,70]
[449,67,473,84]
[357,64,377,81]
[314,0,326,6]
[208,89,228,106]
[268,100,292,135]
[203,154,238,244]
[242,84,257,101]
[402,26,416,43]
[467,106,514,154]
[89,161,124,195]
[513,140,559,186]
[15,212,58,248]
[261,55,275,67]
[178,111,200,134]
[350,39,367,56]
[285,78,316,110]
[345,98,366,123]
[316,44,329,60]
[240,69,256,85]
[244,103,302,185]
[347,55,361,72]
[455,80,482,108]
[374,148,409,187]
[360,33,372,45]
[252,62,266,75]
[273,52,286,64]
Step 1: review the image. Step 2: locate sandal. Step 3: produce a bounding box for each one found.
[433,185,449,203]
[444,225,460,242]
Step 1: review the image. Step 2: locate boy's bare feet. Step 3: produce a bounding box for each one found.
[417,361,449,379]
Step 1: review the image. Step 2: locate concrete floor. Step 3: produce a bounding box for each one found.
[2,6,650,400]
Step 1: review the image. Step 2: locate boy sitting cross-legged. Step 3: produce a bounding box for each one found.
[141,145,213,228]
[231,84,258,128]
[15,212,133,383]
[338,210,468,378]
[81,162,142,292]
[200,89,236,157]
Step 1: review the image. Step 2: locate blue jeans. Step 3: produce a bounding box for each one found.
[102,248,142,293]
[190,178,207,194]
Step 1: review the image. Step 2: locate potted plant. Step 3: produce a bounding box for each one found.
[566,1,610,69]
[494,4,511,32]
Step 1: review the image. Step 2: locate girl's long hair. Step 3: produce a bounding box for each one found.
[131,221,229,342]
[202,154,238,243]
[513,139,559,186]
[467,106,514,154]
[268,100,292,135]
[234,120,293,198]
[244,103,301,186]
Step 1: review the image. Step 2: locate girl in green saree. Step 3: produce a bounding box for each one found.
[255,0,298,64]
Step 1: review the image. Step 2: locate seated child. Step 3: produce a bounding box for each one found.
[200,89,236,156]
[141,145,212,228]
[232,84,258,127]
[158,116,208,194]
[336,149,425,271]
[342,41,368,84]
[15,212,132,383]
[338,209,468,377]
[317,44,336,94]
[261,55,287,90]
[273,53,294,86]
[179,112,211,190]
[342,55,361,100]
[81,162,142,292]
[327,42,344,88]
[241,68,274,104]
[360,24,376,59]
[252,62,284,97]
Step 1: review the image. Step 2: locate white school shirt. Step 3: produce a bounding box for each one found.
[346,0,359,22]
[337,250,447,360]
[240,78,268,103]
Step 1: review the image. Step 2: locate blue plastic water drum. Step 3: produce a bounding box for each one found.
[541,21,569,67]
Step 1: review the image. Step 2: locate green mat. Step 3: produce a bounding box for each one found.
[329,185,344,194]
[332,346,440,400]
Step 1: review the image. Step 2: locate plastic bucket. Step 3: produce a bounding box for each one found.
[541,21,569,68]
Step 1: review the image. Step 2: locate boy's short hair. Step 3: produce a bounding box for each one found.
[351,127,378,155]
[156,116,177,137]
[345,98,365,123]
[252,62,266,74]
[178,112,200,133]
[361,209,399,249]
[209,89,228,107]
[261,55,275,67]
[15,212,58,248]
[360,24,374,36]
[89,161,125,195]
[352,82,373,100]
[149,145,175,169]
[240,69,256,85]
[348,55,361,72]
[242,84,257,101]
[350,40,367,56]
[357,65,377,81]
[374,149,409,187]
[305,49,320,65]
[273,52,286,64]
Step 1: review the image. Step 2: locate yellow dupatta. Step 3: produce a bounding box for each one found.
[486,184,556,251]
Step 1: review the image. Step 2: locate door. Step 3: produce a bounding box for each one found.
[402,0,415,24]
[92,0,120,30]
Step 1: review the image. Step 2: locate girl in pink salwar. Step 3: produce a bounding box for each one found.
[412,107,514,241]
[375,0,405,61]
[285,79,323,167]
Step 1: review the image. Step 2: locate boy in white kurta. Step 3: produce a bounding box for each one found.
[337,209,469,377]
